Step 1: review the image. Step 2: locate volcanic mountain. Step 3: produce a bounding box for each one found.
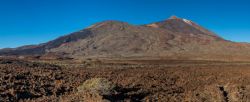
[1,16,250,61]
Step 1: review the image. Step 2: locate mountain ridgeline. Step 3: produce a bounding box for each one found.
[1,16,250,61]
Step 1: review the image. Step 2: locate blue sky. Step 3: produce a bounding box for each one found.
[0,0,250,48]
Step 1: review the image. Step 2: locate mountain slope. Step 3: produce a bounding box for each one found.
[0,29,93,55]
[1,16,250,61]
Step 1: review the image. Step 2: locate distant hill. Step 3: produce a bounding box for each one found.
[1,16,250,61]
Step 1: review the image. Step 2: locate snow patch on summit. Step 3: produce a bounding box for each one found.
[183,19,193,25]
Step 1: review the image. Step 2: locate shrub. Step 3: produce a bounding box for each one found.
[77,78,116,95]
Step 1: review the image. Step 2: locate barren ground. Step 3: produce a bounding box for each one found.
[1,58,250,102]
